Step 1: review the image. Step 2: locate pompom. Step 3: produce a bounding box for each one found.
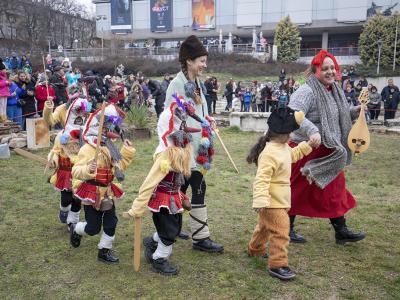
[160,159,172,174]
[208,148,215,157]
[201,119,210,128]
[203,162,211,170]
[202,128,209,138]
[196,155,208,165]
[200,137,210,148]
[60,133,70,145]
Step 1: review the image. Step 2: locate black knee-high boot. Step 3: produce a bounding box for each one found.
[330,216,365,245]
[289,215,306,243]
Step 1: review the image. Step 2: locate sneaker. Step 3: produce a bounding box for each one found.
[98,248,119,264]
[269,267,296,281]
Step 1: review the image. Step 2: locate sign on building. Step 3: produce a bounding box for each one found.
[150,0,173,32]
[192,0,215,30]
[110,0,132,33]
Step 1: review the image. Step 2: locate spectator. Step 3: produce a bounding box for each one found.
[0,60,11,124]
[224,78,234,111]
[4,57,11,70]
[35,74,56,116]
[205,77,214,115]
[357,75,368,88]
[21,55,31,68]
[260,81,273,112]
[235,81,244,112]
[15,71,36,129]
[6,73,24,127]
[354,83,362,100]
[243,88,252,112]
[367,85,382,121]
[251,81,259,112]
[277,90,289,108]
[341,68,349,81]
[10,53,21,73]
[50,66,67,106]
[61,58,71,72]
[348,65,357,85]
[146,77,164,118]
[160,73,172,111]
[66,67,81,87]
[344,84,357,106]
[381,79,400,123]
[45,54,56,72]
[279,69,286,83]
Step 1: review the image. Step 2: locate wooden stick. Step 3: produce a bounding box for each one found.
[133,217,142,272]
[44,151,54,174]
[94,103,107,163]
[42,56,51,104]
[13,148,48,165]
[213,127,239,173]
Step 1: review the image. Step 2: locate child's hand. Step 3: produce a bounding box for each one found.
[88,160,97,173]
[123,139,132,147]
[254,207,266,213]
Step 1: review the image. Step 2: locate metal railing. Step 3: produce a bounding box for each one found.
[300,47,359,57]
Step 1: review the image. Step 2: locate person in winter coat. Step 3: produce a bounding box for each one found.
[35,75,56,116]
[6,75,24,127]
[243,88,252,112]
[367,86,382,120]
[344,84,357,106]
[279,69,286,83]
[10,53,21,73]
[50,66,67,106]
[0,59,11,124]
[15,71,36,129]
[224,79,234,111]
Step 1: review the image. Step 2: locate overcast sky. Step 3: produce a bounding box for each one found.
[77,0,95,15]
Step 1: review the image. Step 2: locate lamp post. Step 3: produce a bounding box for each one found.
[377,39,382,75]
[394,16,398,71]
[96,15,107,60]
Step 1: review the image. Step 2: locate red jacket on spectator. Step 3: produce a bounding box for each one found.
[35,84,56,112]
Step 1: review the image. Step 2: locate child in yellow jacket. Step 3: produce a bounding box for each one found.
[69,104,135,264]
[246,107,315,281]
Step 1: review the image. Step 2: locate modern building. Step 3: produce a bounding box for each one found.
[93,0,399,60]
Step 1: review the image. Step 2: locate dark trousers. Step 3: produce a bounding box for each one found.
[206,96,213,115]
[225,96,233,110]
[369,107,380,120]
[153,208,182,246]
[384,101,398,120]
[211,97,217,114]
[60,191,81,212]
[181,170,206,206]
[290,215,345,231]
[155,101,164,119]
[83,204,118,236]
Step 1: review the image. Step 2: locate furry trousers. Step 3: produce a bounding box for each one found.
[248,208,290,269]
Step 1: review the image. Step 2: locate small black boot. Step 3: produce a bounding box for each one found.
[59,210,68,224]
[143,236,158,263]
[178,230,190,240]
[98,248,119,264]
[152,258,178,276]
[193,238,224,253]
[330,216,366,245]
[69,223,82,248]
[289,215,306,243]
[269,267,296,281]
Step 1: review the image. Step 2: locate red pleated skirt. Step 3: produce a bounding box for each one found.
[288,142,356,218]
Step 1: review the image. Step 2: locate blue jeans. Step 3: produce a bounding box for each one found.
[244,103,250,112]
[7,105,23,127]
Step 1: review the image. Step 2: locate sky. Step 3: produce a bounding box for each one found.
[77,0,95,16]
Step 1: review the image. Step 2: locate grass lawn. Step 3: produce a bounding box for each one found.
[0,129,399,299]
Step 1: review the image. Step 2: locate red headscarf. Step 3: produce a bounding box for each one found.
[311,50,341,81]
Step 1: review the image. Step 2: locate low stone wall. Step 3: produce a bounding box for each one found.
[229,112,270,132]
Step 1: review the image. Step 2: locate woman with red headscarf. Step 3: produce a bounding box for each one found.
[287,50,365,245]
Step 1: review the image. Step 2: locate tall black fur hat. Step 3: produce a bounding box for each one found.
[267,107,304,134]
[179,35,208,64]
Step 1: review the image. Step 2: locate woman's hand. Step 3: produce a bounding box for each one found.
[123,139,133,147]
[309,132,321,148]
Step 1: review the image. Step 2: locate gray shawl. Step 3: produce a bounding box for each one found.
[301,75,353,189]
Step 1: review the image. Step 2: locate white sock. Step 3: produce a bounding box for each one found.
[152,239,172,260]
[74,221,87,236]
[153,232,160,243]
[67,210,80,225]
[60,203,71,212]
[98,231,115,249]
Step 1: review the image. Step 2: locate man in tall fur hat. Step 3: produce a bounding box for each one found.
[47,97,92,229]
[124,93,208,275]
[69,104,135,264]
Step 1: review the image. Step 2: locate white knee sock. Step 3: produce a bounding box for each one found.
[153,232,160,243]
[98,231,115,249]
[67,210,80,225]
[152,239,172,260]
[60,203,71,212]
[74,221,87,236]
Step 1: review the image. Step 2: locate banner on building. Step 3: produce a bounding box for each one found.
[192,0,215,30]
[110,0,132,33]
[150,0,173,32]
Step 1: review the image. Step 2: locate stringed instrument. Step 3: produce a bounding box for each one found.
[347,88,370,155]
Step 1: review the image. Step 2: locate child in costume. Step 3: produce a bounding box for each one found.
[124,94,208,275]
[70,104,135,264]
[47,96,92,228]
[246,107,314,281]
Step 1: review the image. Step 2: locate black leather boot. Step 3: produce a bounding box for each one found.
[192,238,224,253]
[152,258,178,276]
[269,267,296,281]
[98,248,119,264]
[59,210,68,224]
[330,216,366,245]
[143,236,157,263]
[289,215,306,243]
[69,223,81,248]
